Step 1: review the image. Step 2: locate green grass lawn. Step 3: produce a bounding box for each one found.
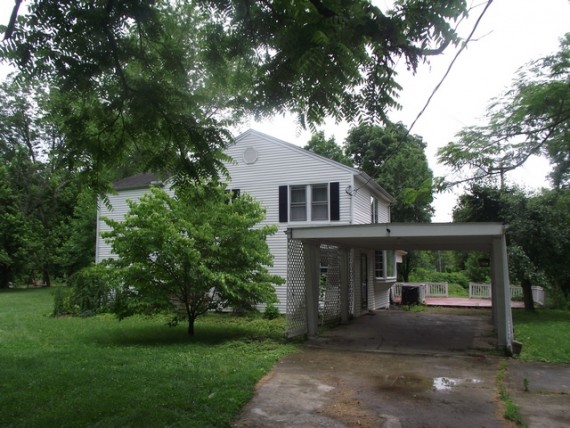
[0,288,297,427]
[513,309,570,364]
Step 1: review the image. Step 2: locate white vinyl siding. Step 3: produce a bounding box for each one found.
[373,283,392,309]
[224,131,357,312]
[95,187,171,263]
[95,129,395,314]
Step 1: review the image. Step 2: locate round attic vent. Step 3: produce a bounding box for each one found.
[243,147,258,164]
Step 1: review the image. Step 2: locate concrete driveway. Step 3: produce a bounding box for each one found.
[234,309,570,428]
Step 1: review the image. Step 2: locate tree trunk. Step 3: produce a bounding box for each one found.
[187,317,195,336]
[43,268,51,287]
[0,265,12,288]
[521,278,535,311]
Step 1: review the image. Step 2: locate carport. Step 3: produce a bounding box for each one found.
[286,222,514,353]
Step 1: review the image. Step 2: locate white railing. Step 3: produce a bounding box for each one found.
[532,286,545,306]
[392,283,402,298]
[510,286,523,300]
[469,283,492,299]
[425,282,448,297]
[468,283,545,305]
[393,282,425,303]
[392,282,448,299]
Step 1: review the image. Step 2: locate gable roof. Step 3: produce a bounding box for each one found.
[238,129,396,204]
[111,129,396,204]
[113,173,160,190]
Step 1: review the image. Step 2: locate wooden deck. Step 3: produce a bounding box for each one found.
[394,296,525,309]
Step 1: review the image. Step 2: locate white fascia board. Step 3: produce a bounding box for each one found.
[291,222,505,240]
[288,222,507,252]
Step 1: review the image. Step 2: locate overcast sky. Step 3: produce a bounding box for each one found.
[245,0,570,221]
[2,1,569,221]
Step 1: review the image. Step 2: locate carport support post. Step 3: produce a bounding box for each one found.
[303,242,320,337]
[339,248,349,324]
[490,254,499,325]
[492,236,514,353]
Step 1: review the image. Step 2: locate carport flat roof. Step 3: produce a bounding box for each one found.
[288,222,507,251]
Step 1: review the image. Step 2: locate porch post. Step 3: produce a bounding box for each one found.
[491,235,514,353]
[339,248,349,324]
[490,253,498,326]
[303,242,320,337]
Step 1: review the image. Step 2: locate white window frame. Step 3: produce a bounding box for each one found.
[371,196,379,223]
[289,183,329,222]
[290,185,307,221]
[375,249,397,280]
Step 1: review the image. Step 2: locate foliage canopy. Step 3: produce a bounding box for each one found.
[438,33,570,189]
[1,0,467,189]
[453,185,570,308]
[344,122,434,223]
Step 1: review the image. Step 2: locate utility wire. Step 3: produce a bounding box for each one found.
[408,0,494,134]
[349,0,494,196]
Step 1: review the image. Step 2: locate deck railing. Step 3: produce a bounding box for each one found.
[468,283,492,299]
[425,282,448,297]
[392,282,449,299]
[468,283,545,305]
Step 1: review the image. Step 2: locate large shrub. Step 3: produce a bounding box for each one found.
[52,264,117,316]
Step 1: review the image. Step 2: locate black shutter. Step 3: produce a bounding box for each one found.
[330,182,340,221]
[278,185,288,223]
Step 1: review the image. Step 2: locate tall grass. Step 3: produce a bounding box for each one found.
[0,288,296,427]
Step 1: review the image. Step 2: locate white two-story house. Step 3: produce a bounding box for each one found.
[95,129,398,315]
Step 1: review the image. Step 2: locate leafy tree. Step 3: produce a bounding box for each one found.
[304,131,351,166]
[453,185,570,309]
[2,1,467,189]
[344,122,434,281]
[102,184,281,335]
[0,77,97,287]
[345,122,434,223]
[438,33,570,189]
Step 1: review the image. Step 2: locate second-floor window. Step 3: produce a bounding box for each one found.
[311,184,329,221]
[279,182,340,223]
[290,184,329,221]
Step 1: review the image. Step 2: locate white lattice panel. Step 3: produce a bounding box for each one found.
[286,239,307,337]
[319,245,342,325]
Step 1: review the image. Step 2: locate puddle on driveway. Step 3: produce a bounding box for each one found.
[377,374,432,393]
[377,374,483,394]
[432,377,482,391]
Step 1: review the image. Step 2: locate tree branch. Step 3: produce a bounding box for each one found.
[3,0,23,41]
[307,0,337,18]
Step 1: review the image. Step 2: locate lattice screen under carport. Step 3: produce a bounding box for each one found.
[286,240,354,338]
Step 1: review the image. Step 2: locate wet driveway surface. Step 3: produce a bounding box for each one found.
[233,309,570,427]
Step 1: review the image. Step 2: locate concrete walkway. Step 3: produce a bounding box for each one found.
[233,310,569,427]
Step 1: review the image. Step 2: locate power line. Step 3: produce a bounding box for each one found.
[408,0,495,134]
[348,1,495,196]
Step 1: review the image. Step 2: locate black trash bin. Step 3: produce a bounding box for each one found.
[401,285,420,305]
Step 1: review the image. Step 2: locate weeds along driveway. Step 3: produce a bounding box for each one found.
[234,309,506,428]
